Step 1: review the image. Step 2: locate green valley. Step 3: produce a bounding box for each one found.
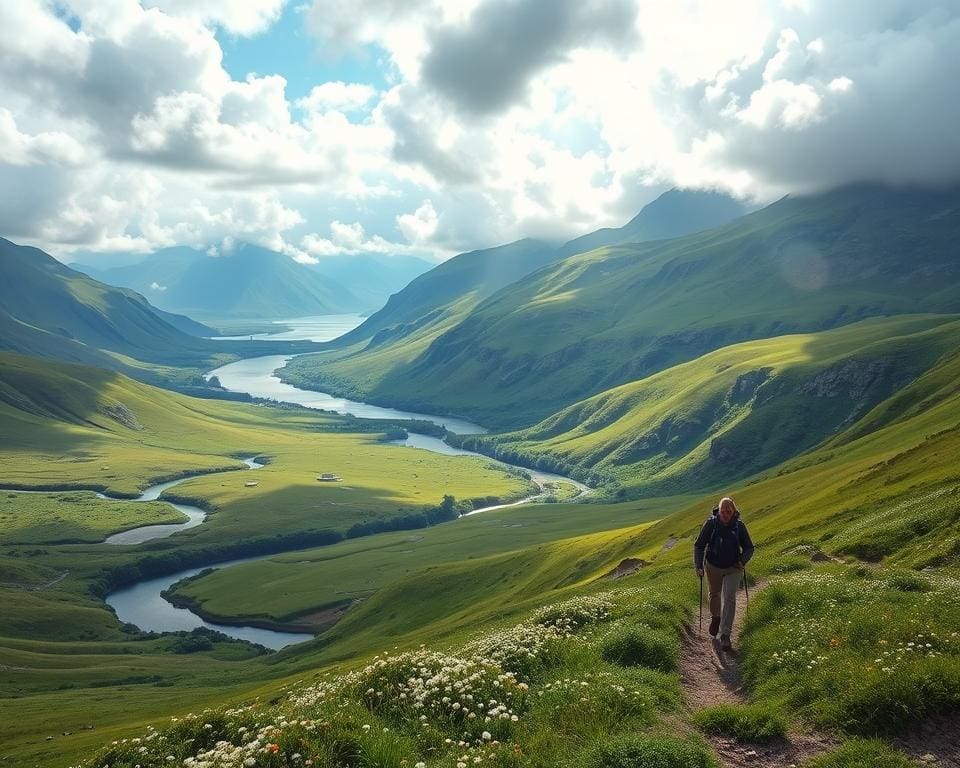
[283,184,960,429]
[6,184,960,768]
[279,188,752,412]
[61,335,960,767]
[7,7,960,768]
[0,238,321,396]
[0,351,541,764]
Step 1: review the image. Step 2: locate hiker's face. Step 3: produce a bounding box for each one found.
[718,503,735,523]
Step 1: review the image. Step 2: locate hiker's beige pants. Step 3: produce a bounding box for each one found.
[705,560,741,637]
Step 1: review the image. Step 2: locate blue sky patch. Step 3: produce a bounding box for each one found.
[215,4,389,103]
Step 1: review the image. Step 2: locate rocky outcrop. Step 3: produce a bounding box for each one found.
[796,359,892,399]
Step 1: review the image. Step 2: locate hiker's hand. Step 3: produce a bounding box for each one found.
[735,561,745,570]
[696,568,704,578]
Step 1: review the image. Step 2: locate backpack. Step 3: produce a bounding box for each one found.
[706,508,743,568]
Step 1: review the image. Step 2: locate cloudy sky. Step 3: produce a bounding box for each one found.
[2,0,958,263]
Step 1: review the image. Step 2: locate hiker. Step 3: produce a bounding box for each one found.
[694,496,754,651]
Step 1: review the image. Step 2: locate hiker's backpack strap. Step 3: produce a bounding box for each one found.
[707,516,720,553]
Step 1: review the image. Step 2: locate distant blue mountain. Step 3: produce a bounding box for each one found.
[74,244,432,321]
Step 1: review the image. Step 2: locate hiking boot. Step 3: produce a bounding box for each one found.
[708,616,721,637]
[720,634,733,651]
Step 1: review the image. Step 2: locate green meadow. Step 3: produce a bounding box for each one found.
[0,492,185,545]
[168,498,675,626]
[0,352,539,766]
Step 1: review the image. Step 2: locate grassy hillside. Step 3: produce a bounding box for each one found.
[0,238,324,393]
[281,189,754,412]
[453,314,960,496]
[8,332,960,766]
[0,238,217,362]
[279,239,560,401]
[285,183,960,429]
[67,347,960,766]
[167,497,677,627]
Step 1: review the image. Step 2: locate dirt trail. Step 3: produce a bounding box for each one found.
[680,577,960,767]
[893,716,960,767]
[680,579,837,768]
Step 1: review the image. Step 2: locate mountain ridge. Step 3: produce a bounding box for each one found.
[282,182,960,429]
[75,244,433,322]
[0,238,319,393]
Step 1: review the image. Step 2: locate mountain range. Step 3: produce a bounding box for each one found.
[74,245,432,323]
[280,188,755,407]
[0,238,317,391]
[281,183,960,432]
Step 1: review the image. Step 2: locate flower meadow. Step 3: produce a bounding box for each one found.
[740,567,960,734]
[77,584,713,768]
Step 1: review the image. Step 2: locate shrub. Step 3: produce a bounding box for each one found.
[600,624,677,672]
[170,633,214,654]
[462,622,576,681]
[692,703,787,742]
[804,739,915,768]
[633,596,687,632]
[588,734,718,768]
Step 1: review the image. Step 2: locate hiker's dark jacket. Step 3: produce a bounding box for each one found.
[693,508,755,570]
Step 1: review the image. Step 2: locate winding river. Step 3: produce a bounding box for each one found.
[104,458,263,545]
[105,314,589,650]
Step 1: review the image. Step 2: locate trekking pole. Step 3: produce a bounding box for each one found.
[699,573,704,634]
[742,567,750,610]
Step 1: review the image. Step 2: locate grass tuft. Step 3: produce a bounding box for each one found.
[691,703,788,742]
[587,733,719,768]
[804,739,915,768]
[600,623,677,672]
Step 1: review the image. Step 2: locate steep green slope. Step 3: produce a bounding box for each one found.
[286,183,960,429]
[278,238,560,398]
[0,238,220,365]
[281,189,756,409]
[319,238,558,348]
[0,239,323,392]
[455,314,960,495]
